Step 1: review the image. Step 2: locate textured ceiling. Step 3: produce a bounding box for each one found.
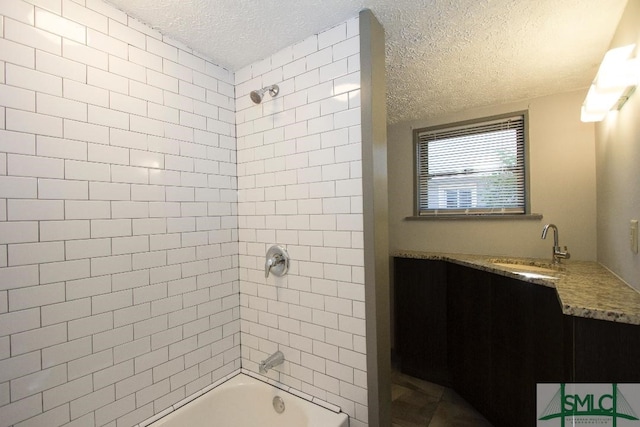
[105,0,628,125]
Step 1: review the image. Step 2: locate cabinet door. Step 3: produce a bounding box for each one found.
[447,264,492,413]
[533,285,570,383]
[573,316,640,382]
[448,270,567,427]
[491,274,535,425]
[394,258,450,385]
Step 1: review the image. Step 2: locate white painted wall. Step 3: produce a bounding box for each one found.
[0,1,240,426]
[388,90,598,261]
[595,0,640,290]
[235,17,369,427]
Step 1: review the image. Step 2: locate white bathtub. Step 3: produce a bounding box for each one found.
[149,373,349,427]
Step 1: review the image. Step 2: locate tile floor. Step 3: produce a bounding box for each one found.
[391,370,494,427]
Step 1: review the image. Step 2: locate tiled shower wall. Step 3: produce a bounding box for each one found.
[235,17,368,427]
[0,1,241,426]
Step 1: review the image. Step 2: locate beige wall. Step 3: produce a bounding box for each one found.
[388,89,597,261]
[596,0,640,290]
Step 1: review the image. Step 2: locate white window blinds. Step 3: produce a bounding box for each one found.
[415,114,526,216]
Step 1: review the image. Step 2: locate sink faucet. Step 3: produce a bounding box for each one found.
[541,224,570,264]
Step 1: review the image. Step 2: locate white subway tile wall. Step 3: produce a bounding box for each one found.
[0,0,241,426]
[235,16,367,427]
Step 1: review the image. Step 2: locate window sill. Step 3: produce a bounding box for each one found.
[405,213,543,221]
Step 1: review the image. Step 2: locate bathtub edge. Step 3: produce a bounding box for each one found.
[240,368,345,416]
[136,406,173,427]
[138,369,348,427]
[136,368,242,427]
[311,397,342,414]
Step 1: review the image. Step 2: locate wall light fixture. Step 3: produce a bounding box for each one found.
[581,44,639,122]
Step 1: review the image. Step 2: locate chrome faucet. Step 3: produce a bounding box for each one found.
[264,245,290,278]
[541,224,570,264]
[265,253,285,278]
[259,350,284,374]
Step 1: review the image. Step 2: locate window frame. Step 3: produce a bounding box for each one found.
[412,111,531,218]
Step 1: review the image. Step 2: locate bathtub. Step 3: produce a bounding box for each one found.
[149,373,349,427]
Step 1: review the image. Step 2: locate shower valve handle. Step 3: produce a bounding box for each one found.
[265,254,282,278]
[264,245,290,278]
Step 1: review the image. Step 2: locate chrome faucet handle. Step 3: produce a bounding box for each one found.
[555,246,571,260]
[264,245,290,278]
[264,254,281,278]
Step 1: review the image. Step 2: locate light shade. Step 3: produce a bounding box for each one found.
[581,44,639,122]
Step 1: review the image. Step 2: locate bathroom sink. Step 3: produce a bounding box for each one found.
[488,259,562,279]
[491,262,557,273]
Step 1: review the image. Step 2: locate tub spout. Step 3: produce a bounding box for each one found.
[259,350,284,374]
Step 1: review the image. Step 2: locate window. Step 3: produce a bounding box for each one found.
[415,113,527,216]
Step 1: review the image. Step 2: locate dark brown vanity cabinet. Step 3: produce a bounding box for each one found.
[446,263,492,413]
[394,258,450,385]
[395,257,640,426]
[395,258,570,427]
[446,264,568,426]
[572,316,640,382]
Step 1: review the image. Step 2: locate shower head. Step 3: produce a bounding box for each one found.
[250,85,279,104]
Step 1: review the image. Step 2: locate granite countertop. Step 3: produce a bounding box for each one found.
[393,250,640,325]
